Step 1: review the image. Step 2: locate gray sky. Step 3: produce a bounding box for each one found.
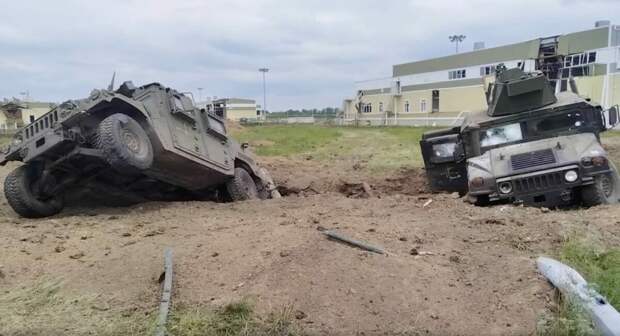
[1,0,618,111]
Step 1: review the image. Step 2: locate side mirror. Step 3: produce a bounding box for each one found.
[609,105,619,128]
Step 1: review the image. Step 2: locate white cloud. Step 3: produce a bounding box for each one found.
[0,0,618,110]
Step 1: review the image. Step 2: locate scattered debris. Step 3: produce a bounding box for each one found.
[409,248,419,256]
[422,199,433,208]
[323,231,385,255]
[54,245,66,253]
[339,182,374,198]
[144,229,165,237]
[69,252,85,260]
[295,310,307,320]
[279,251,291,257]
[155,248,173,336]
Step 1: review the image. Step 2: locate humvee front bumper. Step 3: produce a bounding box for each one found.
[484,164,612,207]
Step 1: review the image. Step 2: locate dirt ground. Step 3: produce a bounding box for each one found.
[1,137,620,335]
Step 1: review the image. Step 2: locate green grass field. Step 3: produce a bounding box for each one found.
[232,125,434,171]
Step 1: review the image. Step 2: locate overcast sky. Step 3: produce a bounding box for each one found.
[1,0,619,111]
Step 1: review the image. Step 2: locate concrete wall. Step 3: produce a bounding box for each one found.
[574,75,605,103]
[22,107,51,125]
[226,107,258,121]
[612,73,620,106]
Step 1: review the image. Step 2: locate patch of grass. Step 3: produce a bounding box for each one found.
[602,130,620,138]
[0,134,13,146]
[0,281,303,336]
[168,299,304,336]
[231,125,341,156]
[0,280,155,336]
[232,124,436,171]
[537,295,597,336]
[559,236,620,307]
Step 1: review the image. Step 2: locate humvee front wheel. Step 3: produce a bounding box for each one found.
[4,165,64,218]
[96,114,153,174]
[226,167,259,201]
[581,173,616,206]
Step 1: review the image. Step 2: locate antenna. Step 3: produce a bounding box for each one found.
[107,72,116,91]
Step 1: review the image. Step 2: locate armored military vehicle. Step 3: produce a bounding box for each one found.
[0,81,279,218]
[421,65,619,207]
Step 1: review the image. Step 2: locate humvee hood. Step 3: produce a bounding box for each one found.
[486,133,604,177]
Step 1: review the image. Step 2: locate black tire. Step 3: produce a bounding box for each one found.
[4,165,64,218]
[226,167,259,201]
[581,173,615,206]
[96,114,153,174]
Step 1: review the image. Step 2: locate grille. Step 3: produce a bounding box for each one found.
[24,110,58,140]
[511,149,556,171]
[513,171,565,194]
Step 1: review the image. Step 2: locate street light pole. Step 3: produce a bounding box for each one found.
[197,87,203,103]
[259,68,269,117]
[449,34,467,53]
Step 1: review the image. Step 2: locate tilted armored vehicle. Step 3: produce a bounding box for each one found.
[0,81,279,218]
[421,66,619,207]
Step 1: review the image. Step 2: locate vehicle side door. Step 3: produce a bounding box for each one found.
[167,94,207,159]
[198,110,231,168]
[420,128,468,193]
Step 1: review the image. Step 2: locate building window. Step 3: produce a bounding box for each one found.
[404,101,410,113]
[420,99,427,113]
[480,65,495,76]
[561,51,597,78]
[379,102,384,113]
[432,90,440,113]
[448,69,466,80]
[363,103,372,113]
[29,115,35,123]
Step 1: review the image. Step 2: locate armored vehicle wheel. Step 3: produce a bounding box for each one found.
[97,114,153,174]
[581,173,616,206]
[4,165,64,218]
[226,167,259,201]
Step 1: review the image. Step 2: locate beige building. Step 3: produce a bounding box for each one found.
[0,100,55,132]
[344,21,620,126]
[209,98,263,121]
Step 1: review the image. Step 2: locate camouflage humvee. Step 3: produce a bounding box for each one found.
[0,81,279,218]
[421,66,619,207]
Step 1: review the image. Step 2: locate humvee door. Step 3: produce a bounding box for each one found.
[168,93,207,159]
[420,127,468,193]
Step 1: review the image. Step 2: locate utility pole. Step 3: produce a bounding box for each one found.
[197,87,203,103]
[258,68,269,117]
[449,35,466,53]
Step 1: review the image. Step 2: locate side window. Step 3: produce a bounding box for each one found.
[172,96,185,111]
[205,113,227,139]
[170,95,195,121]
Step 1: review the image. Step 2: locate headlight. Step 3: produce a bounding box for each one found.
[591,156,607,166]
[564,170,578,183]
[498,181,513,194]
[470,177,484,187]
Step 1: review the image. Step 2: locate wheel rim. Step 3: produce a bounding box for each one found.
[601,175,613,198]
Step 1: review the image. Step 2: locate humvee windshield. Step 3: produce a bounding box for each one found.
[478,110,591,151]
